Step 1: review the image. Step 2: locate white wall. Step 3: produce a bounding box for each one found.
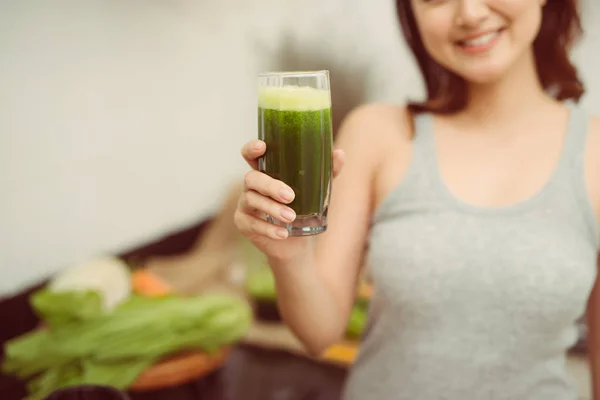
[0,0,599,296]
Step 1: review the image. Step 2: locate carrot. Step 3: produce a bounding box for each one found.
[358,281,373,300]
[131,269,172,297]
[322,342,359,365]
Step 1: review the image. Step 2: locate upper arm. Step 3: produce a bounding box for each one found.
[586,115,600,398]
[587,257,600,398]
[314,104,412,318]
[585,115,600,220]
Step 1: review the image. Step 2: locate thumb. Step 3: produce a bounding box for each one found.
[332,149,345,178]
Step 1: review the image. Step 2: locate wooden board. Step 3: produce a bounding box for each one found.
[243,321,359,367]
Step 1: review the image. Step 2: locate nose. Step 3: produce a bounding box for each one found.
[455,0,489,28]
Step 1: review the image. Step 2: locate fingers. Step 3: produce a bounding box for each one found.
[236,142,343,242]
[234,208,290,240]
[240,190,296,223]
[244,170,295,204]
[241,140,266,170]
[236,169,296,241]
[242,140,345,180]
[332,149,345,178]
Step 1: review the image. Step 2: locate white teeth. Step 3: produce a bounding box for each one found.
[461,31,499,47]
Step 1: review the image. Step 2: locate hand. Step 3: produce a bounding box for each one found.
[234,140,344,263]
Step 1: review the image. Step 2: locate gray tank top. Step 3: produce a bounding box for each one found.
[343,104,599,400]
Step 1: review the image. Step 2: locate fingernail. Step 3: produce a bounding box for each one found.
[280,208,296,222]
[254,141,264,150]
[279,188,294,202]
[276,229,288,239]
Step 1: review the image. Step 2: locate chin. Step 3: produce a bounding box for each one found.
[460,68,507,85]
[452,59,514,85]
[441,42,525,85]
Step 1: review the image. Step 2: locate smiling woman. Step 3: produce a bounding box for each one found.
[397,0,584,113]
[233,0,600,399]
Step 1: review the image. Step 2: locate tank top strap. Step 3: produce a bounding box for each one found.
[412,111,435,148]
[557,103,599,247]
[561,102,590,172]
[410,111,437,177]
[412,111,433,142]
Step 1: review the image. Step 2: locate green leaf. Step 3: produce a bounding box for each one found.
[30,289,104,328]
[345,305,367,339]
[81,357,155,389]
[3,292,253,399]
[245,266,276,301]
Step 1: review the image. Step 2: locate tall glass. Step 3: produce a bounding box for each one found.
[257,71,333,237]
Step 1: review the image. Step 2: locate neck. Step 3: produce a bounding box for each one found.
[463,50,552,123]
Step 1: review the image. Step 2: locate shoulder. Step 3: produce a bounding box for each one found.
[589,114,600,135]
[583,114,600,218]
[338,102,413,135]
[585,114,600,152]
[335,103,418,207]
[335,103,415,154]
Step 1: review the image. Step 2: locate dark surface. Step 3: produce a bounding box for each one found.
[254,300,282,323]
[0,218,348,400]
[128,345,346,400]
[44,385,130,400]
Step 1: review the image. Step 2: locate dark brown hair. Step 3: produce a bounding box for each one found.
[396,0,585,114]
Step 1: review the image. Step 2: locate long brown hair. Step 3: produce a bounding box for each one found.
[396,0,585,114]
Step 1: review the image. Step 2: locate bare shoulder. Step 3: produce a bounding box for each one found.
[338,103,413,141]
[585,114,600,157]
[584,114,600,219]
[335,103,414,163]
[336,103,416,211]
[590,115,600,134]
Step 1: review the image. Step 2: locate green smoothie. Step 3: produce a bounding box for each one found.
[258,85,333,217]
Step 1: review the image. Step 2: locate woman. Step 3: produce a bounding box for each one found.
[235,0,600,398]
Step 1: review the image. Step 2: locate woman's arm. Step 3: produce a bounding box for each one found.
[587,267,600,399]
[586,116,600,399]
[268,104,412,355]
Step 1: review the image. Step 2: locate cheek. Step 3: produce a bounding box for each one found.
[500,0,543,43]
[417,19,454,64]
[503,9,542,60]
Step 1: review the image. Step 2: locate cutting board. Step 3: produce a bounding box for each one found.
[243,321,359,367]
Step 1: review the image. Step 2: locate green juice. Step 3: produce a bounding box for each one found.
[258,86,333,217]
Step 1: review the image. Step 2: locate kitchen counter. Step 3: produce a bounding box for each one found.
[0,336,591,400]
[0,217,593,400]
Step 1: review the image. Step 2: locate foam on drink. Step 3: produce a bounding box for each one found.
[258,85,331,111]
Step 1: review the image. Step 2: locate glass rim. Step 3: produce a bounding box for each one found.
[258,70,329,78]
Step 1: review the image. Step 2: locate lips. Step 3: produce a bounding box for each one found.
[456,29,504,48]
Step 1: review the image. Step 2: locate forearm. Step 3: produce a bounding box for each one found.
[587,279,600,400]
[588,339,599,399]
[269,251,348,356]
[588,320,600,399]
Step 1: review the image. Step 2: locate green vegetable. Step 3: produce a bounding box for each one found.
[30,290,104,328]
[48,256,132,311]
[345,303,368,340]
[245,266,276,301]
[3,290,252,400]
[354,294,371,310]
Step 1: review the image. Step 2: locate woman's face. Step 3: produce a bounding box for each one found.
[410,0,546,84]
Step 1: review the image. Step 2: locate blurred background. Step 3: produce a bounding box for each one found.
[1,1,600,399]
[1,0,599,296]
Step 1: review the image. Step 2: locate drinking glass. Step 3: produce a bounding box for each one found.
[257,71,333,237]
